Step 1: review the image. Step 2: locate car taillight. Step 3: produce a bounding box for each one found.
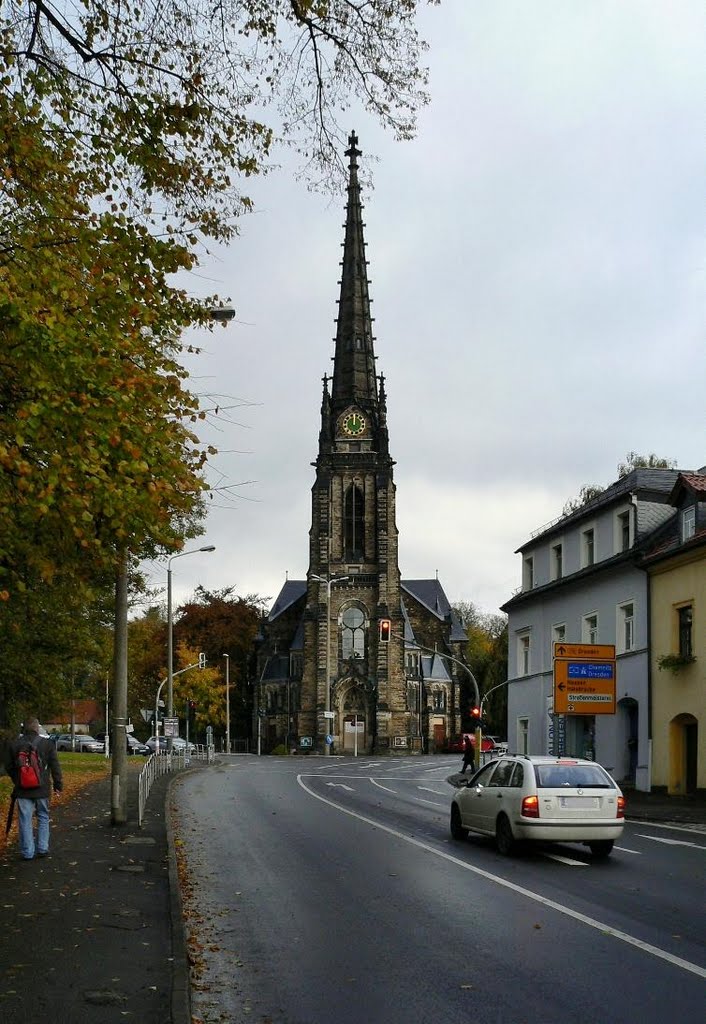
[616,795,625,818]
[521,795,540,818]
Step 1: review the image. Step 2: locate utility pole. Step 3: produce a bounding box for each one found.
[223,654,230,754]
[111,552,128,825]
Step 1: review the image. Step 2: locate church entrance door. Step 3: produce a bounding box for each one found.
[343,714,365,755]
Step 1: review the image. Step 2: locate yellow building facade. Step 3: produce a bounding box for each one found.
[645,473,706,796]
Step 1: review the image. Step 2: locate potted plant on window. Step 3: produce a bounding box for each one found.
[657,653,696,673]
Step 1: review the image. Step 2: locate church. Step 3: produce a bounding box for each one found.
[255,134,468,755]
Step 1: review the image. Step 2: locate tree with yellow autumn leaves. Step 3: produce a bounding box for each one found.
[1,2,437,729]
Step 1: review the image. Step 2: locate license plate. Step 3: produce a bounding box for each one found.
[560,796,598,809]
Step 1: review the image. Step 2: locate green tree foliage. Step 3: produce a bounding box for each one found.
[453,602,508,736]
[562,483,605,517]
[125,605,168,730]
[617,451,677,477]
[561,452,678,518]
[174,586,265,738]
[0,569,114,730]
[1,1,435,723]
[125,587,264,740]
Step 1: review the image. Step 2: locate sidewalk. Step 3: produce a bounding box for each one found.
[620,786,706,826]
[0,763,191,1024]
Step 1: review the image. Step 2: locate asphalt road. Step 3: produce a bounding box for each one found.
[173,756,706,1024]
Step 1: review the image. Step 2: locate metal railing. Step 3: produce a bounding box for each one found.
[137,744,215,826]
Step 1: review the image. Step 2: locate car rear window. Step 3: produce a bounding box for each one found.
[535,764,614,789]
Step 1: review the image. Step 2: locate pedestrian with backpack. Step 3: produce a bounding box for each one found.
[5,717,63,860]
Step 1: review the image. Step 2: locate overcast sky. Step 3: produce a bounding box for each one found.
[143,0,705,618]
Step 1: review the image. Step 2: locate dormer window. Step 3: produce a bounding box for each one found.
[682,506,696,542]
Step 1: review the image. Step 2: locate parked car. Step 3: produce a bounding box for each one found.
[448,733,496,754]
[54,733,105,754]
[450,755,625,859]
[486,737,509,755]
[94,733,150,755]
[145,736,196,755]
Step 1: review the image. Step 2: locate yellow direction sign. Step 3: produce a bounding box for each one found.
[553,642,615,660]
[553,659,616,715]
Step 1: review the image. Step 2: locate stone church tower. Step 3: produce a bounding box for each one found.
[256,134,466,755]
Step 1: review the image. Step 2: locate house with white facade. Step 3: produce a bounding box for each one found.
[501,468,680,791]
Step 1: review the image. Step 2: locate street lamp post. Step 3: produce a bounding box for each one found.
[310,573,349,756]
[223,653,230,754]
[167,545,216,734]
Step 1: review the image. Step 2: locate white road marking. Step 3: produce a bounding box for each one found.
[298,774,706,981]
[370,778,397,795]
[630,820,706,836]
[325,783,354,791]
[636,834,706,850]
[614,846,642,854]
[418,786,445,794]
[542,853,589,866]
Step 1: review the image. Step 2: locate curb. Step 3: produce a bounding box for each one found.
[166,771,193,1024]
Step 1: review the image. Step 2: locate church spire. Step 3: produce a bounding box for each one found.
[331,132,378,407]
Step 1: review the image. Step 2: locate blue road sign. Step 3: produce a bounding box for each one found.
[568,662,614,680]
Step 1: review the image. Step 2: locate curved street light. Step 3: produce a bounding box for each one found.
[167,545,216,726]
[310,573,350,755]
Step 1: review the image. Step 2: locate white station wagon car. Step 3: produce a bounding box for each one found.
[450,755,625,859]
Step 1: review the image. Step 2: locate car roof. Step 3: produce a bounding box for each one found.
[495,755,603,767]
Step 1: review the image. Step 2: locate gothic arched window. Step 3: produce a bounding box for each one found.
[344,483,365,560]
[341,605,366,661]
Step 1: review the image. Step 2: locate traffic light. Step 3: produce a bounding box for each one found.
[198,652,206,668]
[470,706,485,730]
[379,619,391,643]
[188,699,196,712]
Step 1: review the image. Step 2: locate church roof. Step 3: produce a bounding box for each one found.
[448,606,468,643]
[401,579,452,621]
[268,577,461,633]
[421,652,452,682]
[267,580,306,622]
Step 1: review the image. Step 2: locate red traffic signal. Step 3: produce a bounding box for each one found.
[379,619,391,643]
[471,706,481,718]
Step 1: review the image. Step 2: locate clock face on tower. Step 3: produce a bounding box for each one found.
[340,410,367,437]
